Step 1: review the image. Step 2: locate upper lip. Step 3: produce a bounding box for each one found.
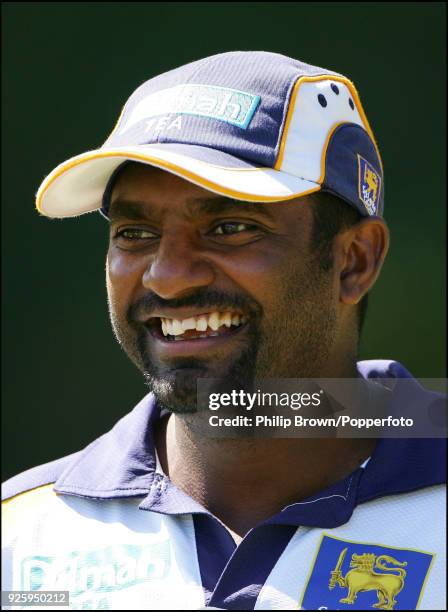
[139,308,247,324]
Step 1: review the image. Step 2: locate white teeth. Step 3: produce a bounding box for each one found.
[196,316,208,331]
[160,311,246,338]
[208,312,220,331]
[171,320,184,336]
[181,317,196,332]
[221,312,232,328]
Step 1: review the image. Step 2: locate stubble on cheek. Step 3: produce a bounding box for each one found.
[252,259,338,379]
[106,261,147,373]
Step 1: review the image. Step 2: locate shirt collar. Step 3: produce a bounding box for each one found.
[54,360,446,528]
[54,393,161,499]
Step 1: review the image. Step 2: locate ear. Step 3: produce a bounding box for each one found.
[335,218,390,305]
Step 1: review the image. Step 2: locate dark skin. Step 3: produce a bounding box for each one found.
[106,163,389,540]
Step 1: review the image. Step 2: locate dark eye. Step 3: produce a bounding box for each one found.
[115,228,158,241]
[213,222,254,235]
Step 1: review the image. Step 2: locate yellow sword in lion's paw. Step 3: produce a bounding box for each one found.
[329,547,348,590]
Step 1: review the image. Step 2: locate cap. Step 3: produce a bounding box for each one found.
[35,51,384,219]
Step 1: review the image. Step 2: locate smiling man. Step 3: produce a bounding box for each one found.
[2,52,446,610]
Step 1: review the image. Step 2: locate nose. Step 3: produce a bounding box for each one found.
[142,229,215,299]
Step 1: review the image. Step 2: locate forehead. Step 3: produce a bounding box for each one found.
[108,161,315,225]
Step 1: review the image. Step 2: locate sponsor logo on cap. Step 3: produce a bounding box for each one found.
[119,84,261,135]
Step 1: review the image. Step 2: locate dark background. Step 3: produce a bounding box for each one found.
[2,3,446,480]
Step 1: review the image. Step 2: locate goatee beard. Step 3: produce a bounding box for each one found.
[140,324,260,414]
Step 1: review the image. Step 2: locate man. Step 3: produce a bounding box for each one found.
[2,52,445,610]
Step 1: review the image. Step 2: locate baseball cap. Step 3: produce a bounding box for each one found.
[35,51,384,219]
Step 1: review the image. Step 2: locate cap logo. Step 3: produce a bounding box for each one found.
[358,155,381,215]
[119,84,261,135]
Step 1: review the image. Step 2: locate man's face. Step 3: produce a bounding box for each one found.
[106,163,339,413]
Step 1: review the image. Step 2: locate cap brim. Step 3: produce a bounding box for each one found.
[36,143,321,218]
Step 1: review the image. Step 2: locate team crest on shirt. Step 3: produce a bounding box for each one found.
[299,534,434,610]
[358,155,381,215]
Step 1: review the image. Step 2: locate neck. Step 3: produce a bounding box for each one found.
[154,355,369,538]
[154,409,375,538]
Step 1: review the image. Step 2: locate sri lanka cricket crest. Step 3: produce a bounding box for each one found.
[299,534,435,610]
[329,547,407,609]
[358,154,381,215]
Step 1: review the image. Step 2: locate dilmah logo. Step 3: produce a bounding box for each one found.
[21,542,170,606]
[118,83,261,135]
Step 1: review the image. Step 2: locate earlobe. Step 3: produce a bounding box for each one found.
[339,218,389,305]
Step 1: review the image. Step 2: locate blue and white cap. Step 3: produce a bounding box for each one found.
[36,51,384,219]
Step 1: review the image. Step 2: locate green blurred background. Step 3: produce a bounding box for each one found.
[2,3,446,480]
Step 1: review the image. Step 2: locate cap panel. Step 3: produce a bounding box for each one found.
[323,124,384,216]
[104,52,342,168]
[103,54,212,144]
[275,76,366,182]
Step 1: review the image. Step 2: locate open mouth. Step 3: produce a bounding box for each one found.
[146,311,248,342]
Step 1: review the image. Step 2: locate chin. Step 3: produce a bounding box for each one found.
[143,365,207,414]
[139,331,260,413]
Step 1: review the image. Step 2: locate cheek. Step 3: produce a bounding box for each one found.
[220,241,305,304]
[106,249,147,312]
[227,243,288,274]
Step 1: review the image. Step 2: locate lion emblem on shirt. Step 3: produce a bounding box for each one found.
[328,548,407,610]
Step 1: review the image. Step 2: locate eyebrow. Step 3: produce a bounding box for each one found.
[107,196,277,223]
[107,201,150,222]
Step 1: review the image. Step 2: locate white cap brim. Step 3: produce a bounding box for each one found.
[36,143,321,218]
